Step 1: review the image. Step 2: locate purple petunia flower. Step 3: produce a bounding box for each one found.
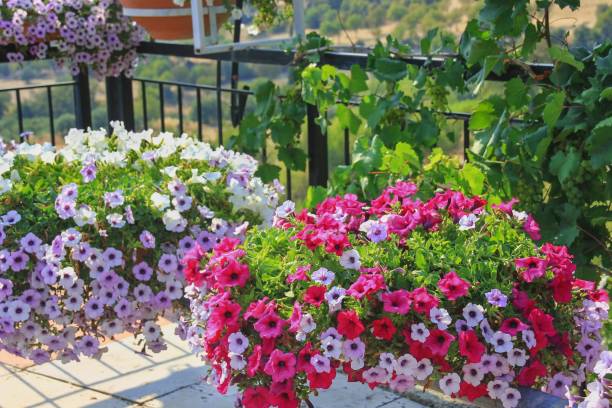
[196,230,215,252]
[84,298,104,319]
[80,163,97,183]
[76,335,100,357]
[133,261,153,281]
[1,210,21,225]
[20,233,42,254]
[153,291,172,310]
[9,250,29,272]
[139,230,155,249]
[158,254,178,274]
[342,337,365,360]
[366,221,388,243]
[102,247,123,268]
[485,289,508,307]
[133,283,153,303]
[104,190,124,208]
[178,236,196,253]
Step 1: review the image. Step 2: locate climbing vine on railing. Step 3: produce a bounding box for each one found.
[230,0,611,278]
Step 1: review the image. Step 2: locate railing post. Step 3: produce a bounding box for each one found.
[307,104,328,186]
[73,69,92,130]
[105,75,135,131]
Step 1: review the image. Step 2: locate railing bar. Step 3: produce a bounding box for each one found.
[196,88,203,141]
[178,85,184,135]
[463,119,470,163]
[216,60,223,146]
[0,81,76,92]
[141,81,148,130]
[159,82,165,132]
[133,78,254,96]
[344,127,350,165]
[47,87,55,146]
[16,89,24,135]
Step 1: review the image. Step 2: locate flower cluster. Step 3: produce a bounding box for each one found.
[0,0,146,78]
[0,122,280,363]
[181,181,609,408]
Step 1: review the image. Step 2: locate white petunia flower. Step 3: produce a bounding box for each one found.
[151,192,170,211]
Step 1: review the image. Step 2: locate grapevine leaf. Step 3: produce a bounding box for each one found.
[461,163,486,195]
[373,57,407,82]
[255,163,281,183]
[549,46,584,71]
[505,78,529,109]
[305,186,328,208]
[469,100,497,131]
[270,121,295,146]
[349,65,369,93]
[555,204,580,246]
[549,148,580,183]
[542,91,565,129]
[586,117,612,169]
[600,87,612,101]
[336,104,362,134]
[595,50,612,75]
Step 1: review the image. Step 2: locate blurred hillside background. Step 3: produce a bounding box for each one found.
[0,0,610,202]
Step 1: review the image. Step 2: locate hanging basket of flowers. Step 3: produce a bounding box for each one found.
[118,0,232,41]
[0,122,281,363]
[0,0,145,77]
[180,182,610,408]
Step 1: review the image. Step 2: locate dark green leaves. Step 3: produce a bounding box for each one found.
[542,91,565,128]
[549,148,580,183]
[549,46,585,71]
[586,117,612,169]
[505,78,529,110]
[372,58,407,82]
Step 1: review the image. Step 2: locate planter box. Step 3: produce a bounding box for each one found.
[405,385,568,408]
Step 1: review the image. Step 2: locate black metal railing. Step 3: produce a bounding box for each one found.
[0,41,553,199]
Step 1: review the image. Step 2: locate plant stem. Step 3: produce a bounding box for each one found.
[544,6,552,48]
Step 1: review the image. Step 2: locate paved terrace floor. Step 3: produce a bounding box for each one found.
[0,324,428,408]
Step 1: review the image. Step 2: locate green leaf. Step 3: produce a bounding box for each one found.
[269,121,295,146]
[469,100,497,131]
[549,148,580,183]
[595,49,612,75]
[555,204,580,246]
[460,163,485,195]
[373,57,407,82]
[586,117,612,169]
[359,95,386,130]
[336,104,362,134]
[542,91,565,128]
[305,185,328,208]
[382,142,420,176]
[504,78,529,109]
[521,23,538,57]
[549,46,584,71]
[465,39,500,67]
[349,65,369,93]
[420,28,438,55]
[321,64,337,80]
[278,146,307,171]
[600,87,612,101]
[253,80,276,116]
[255,163,281,182]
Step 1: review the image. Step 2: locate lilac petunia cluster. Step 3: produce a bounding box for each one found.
[0,0,146,78]
[0,122,281,364]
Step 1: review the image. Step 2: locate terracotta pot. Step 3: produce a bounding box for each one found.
[119,0,232,41]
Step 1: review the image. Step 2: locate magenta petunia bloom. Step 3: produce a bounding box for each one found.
[515,257,548,282]
[438,270,470,301]
[381,289,411,315]
[264,350,296,382]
